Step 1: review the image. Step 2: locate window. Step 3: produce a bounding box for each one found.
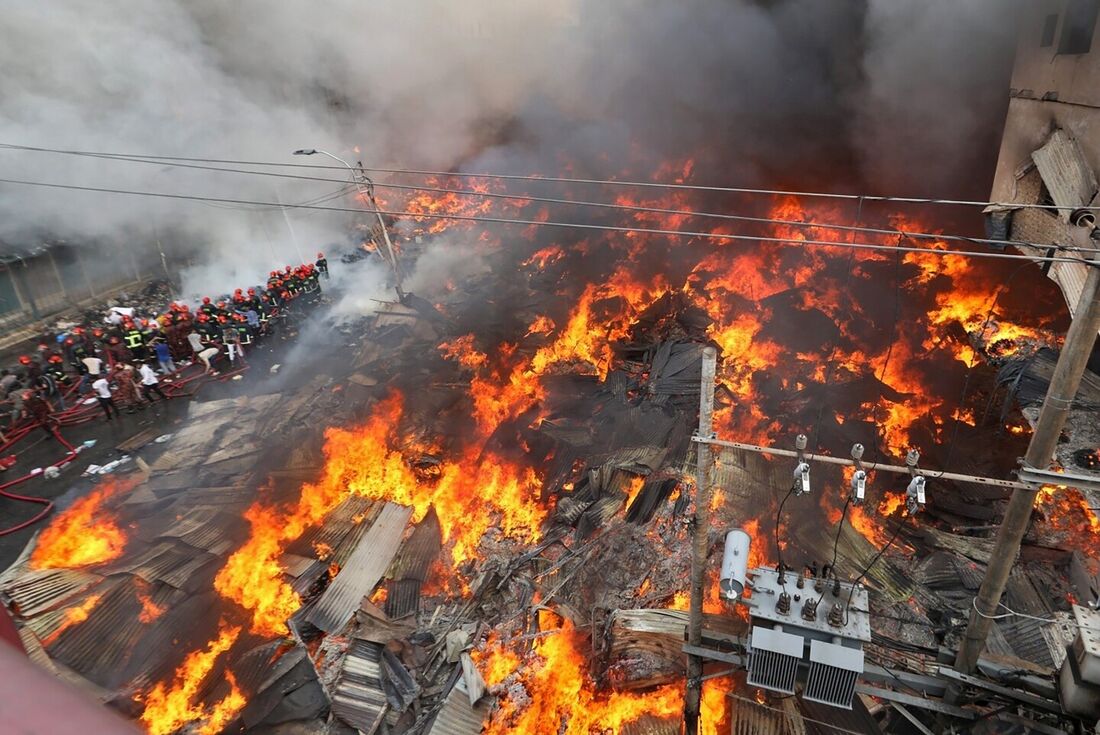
[1041,14,1058,47]
[1058,0,1099,54]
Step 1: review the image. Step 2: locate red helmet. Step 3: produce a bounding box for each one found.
[64,337,75,346]
[48,354,63,364]
[284,266,292,273]
[181,304,189,312]
[247,287,255,295]
[73,326,84,335]
[202,296,211,304]
[18,355,31,365]
[216,301,226,309]
[217,315,228,323]
[93,328,104,338]
[270,270,278,277]
[198,313,209,322]
[234,288,242,295]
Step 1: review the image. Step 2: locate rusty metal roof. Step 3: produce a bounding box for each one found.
[306,502,412,634]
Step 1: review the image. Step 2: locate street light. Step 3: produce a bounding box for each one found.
[293,148,405,301]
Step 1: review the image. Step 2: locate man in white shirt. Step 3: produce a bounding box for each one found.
[91,376,118,421]
[137,363,168,403]
[81,355,103,376]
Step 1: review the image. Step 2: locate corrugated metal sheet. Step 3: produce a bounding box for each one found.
[1032,129,1098,221]
[332,638,388,733]
[46,577,177,689]
[306,503,412,634]
[107,540,217,590]
[384,578,421,620]
[730,695,805,735]
[620,715,679,735]
[426,677,487,735]
[387,508,441,581]
[287,495,375,561]
[1,568,102,617]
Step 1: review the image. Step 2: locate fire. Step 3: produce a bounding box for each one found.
[136,581,166,624]
[1035,484,1100,556]
[484,620,683,735]
[139,621,241,735]
[472,635,523,688]
[198,670,246,735]
[31,478,131,569]
[214,393,546,636]
[623,475,646,511]
[483,619,729,734]
[42,593,102,646]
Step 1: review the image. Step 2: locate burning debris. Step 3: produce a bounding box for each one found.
[0,180,1095,735]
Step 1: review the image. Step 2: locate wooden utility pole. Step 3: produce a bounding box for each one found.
[684,345,717,734]
[955,245,1100,673]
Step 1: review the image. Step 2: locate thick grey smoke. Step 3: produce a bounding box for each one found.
[0,0,1019,301]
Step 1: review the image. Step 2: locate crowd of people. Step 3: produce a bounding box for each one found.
[0,255,329,429]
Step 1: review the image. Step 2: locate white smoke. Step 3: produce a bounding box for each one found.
[0,0,1021,289]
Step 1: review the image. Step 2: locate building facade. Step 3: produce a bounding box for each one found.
[989,0,1100,317]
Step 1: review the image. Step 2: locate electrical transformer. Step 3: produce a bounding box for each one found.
[744,566,871,710]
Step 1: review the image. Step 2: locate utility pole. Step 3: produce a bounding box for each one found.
[684,345,717,734]
[955,241,1100,674]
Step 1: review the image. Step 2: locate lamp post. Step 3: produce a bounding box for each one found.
[293,148,405,301]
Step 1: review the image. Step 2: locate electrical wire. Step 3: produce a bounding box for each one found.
[5,142,1100,212]
[774,485,795,588]
[970,598,1100,632]
[2,144,1087,254]
[0,176,1094,265]
[726,693,869,735]
[843,515,907,623]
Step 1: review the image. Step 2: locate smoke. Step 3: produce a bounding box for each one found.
[0,0,1020,284]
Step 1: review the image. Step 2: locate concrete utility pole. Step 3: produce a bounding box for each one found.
[293,149,405,301]
[955,243,1100,674]
[684,345,717,735]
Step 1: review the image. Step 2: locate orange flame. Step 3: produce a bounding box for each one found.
[136,580,166,625]
[31,478,132,569]
[214,393,546,636]
[42,593,102,646]
[139,621,241,735]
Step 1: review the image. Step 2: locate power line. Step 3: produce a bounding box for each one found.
[3,142,1099,213]
[0,176,1093,266]
[0,144,1085,254]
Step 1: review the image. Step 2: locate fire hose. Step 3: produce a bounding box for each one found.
[0,424,79,537]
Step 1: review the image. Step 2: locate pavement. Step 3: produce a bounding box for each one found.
[0,294,348,571]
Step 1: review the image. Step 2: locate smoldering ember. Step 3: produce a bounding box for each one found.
[1,4,1100,735]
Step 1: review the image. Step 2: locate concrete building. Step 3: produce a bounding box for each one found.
[988,0,1100,317]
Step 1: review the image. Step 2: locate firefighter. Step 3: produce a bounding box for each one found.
[316,251,329,279]
[245,287,261,312]
[22,389,58,435]
[200,296,218,318]
[45,354,68,385]
[234,313,254,348]
[196,312,217,341]
[105,334,129,366]
[123,320,146,361]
